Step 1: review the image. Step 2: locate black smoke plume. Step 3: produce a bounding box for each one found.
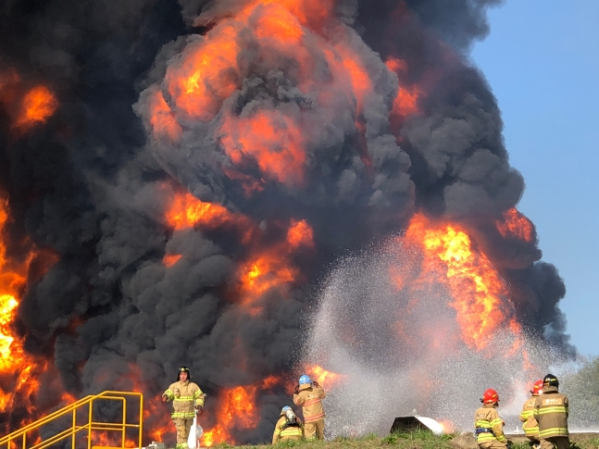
[0,0,573,443]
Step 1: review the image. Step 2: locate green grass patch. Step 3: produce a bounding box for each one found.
[174,432,599,449]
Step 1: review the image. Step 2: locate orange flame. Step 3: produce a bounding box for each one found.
[200,385,259,447]
[221,110,307,188]
[392,86,421,117]
[438,419,455,434]
[261,375,282,389]
[165,22,240,122]
[0,193,56,428]
[166,192,233,230]
[143,402,173,444]
[253,4,304,42]
[305,365,345,388]
[147,90,182,141]
[330,43,373,114]
[252,0,334,27]
[162,254,182,267]
[237,246,299,312]
[386,57,421,118]
[385,57,408,75]
[405,214,521,351]
[16,85,58,129]
[110,365,173,446]
[286,219,314,248]
[496,208,534,242]
[0,71,58,133]
[0,295,19,373]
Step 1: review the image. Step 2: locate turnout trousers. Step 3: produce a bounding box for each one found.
[304,419,325,440]
[173,417,193,449]
[540,437,569,449]
[478,441,508,449]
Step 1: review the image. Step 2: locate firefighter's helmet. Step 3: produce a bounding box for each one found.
[299,375,311,385]
[531,379,544,395]
[177,366,191,381]
[281,406,296,422]
[543,374,559,388]
[481,388,500,404]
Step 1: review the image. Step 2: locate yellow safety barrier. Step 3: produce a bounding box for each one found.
[0,391,144,449]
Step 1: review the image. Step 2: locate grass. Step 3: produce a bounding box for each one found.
[196,430,599,449]
[204,430,456,449]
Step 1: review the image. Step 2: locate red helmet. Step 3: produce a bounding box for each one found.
[481,389,500,404]
[531,380,544,395]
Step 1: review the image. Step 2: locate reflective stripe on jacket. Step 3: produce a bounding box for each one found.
[474,405,506,443]
[272,415,304,444]
[163,380,205,419]
[533,386,569,438]
[293,384,326,423]
[520,397,539,438]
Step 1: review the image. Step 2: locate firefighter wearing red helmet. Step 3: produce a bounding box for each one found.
[519,380,544,448]
[473,389,509,448]
[162,367,205,449]
[533,374,569,449]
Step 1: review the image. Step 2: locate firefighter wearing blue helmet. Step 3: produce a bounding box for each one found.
[272,406,304,444]
[293,374,326,440]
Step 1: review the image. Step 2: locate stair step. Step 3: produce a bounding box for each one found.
[91,446,134,449]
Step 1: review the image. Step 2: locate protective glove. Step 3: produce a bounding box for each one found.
[195,405,203,414]
[161,395,168,403]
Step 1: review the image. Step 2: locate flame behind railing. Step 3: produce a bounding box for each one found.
[0,391,143,449]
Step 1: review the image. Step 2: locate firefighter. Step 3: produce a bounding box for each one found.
[474,389,509,449]
[292,374,326,440]
[162,366,205,449]
[533,374,569,449]
[520,379,544,448]
[272,406,304,445]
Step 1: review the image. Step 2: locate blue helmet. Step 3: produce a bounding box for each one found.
[281,406,292,413]
[299,375,312,385]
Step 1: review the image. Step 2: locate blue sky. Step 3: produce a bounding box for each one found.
[470,1,599,357]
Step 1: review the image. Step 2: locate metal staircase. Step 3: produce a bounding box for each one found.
[0,391,144,449]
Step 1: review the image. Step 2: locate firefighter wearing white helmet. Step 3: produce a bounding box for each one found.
[293,374,326,440]
[162,367,205,449]
[272,406,304,444]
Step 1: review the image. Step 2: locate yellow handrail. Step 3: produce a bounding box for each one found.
[0,391,144,449]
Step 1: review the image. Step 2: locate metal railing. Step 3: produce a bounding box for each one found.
[0,391,144,449]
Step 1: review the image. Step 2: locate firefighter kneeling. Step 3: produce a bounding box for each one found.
[272,406,304,445]
[474,389,510,449]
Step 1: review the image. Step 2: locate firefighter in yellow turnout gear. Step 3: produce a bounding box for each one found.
[162,367,205,449]
[520,379,543,448]
[534,374,569,449]
[293,374,326,440]
[474,389,508,449]
[272,406,304,445]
